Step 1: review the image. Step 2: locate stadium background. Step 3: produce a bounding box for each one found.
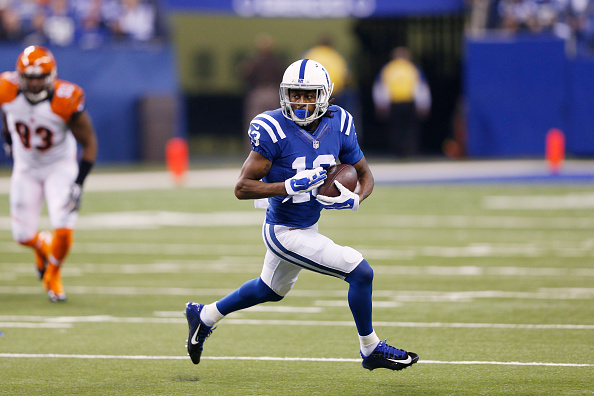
[1,0,593,164]
[1,3,593,393]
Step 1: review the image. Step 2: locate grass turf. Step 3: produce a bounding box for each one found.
[0,177,593,395]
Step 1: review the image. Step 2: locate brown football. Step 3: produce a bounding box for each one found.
[317,164,358,197]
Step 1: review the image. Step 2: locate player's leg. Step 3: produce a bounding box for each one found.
[267,223,418,371]
[9,168,49,278]
[202,249,300,323]
[185,226,301,364]
[42,165,78,302]
[185,275,285,364]
[345,260,418,370]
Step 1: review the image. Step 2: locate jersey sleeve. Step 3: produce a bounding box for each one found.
[51,80,86,123]
[336,107,364,165]
[0,72,19,105]
[247,111,285,162]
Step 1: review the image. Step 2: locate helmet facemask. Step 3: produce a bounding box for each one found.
[280,59,334,127]
[19,72,56,103]
[280,84,331,126]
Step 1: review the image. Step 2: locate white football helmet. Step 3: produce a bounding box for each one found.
[280,59,334,126]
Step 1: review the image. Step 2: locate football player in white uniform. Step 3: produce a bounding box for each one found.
[185,59,418,371]
[0,46,98,302]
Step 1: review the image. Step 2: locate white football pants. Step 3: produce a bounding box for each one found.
[261,222,363,296]
[10,160,78,242]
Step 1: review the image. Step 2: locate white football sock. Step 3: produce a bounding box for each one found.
[199,302,224,327]
[359,331,380,357]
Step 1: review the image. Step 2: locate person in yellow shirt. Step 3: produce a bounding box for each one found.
[373,47,431,158]
[303,36,349,98]
[302,36,352,109]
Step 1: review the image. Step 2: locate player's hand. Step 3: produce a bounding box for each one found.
[66,183,83,213]
[285,167,327,195]
[2,142,11,159]
[316,180,360,211]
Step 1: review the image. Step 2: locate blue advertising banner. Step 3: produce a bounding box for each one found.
[465,35,594,157]
[0,45,179,164]
[162,0,465,17]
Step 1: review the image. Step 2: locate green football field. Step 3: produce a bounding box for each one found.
[0,168,593,395]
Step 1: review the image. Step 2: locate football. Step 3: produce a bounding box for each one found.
[317,164,358,197]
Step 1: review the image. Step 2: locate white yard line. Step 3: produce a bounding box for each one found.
[484,193,594,210]
[1,315,593,330]
[0,353,591,367]
[2,261,593,278]
[2,239,594,258]
[3,212,594,231]
[1,285,593,301]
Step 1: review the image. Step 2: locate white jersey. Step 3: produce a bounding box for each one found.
[1,71,86,240]
[0,71,85,171]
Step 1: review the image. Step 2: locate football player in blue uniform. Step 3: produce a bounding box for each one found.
[185,59,418,371]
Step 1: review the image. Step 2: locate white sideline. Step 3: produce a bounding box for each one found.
[0,353,591,367]
[1,159,594,194]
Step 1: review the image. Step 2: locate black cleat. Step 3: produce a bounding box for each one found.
[185,302,215,364]
[361,340,419,371]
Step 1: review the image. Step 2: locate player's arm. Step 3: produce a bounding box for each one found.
[235,151,326,200]
[316,156,374,211]
[235,151,287,200]
[67,110,98,212]
[2,113,11,158]
[70,110,98,166]
[352,155,374,204]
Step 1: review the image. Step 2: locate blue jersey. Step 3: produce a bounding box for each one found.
[248,105,363,228]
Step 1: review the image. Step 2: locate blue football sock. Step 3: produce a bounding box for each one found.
[216,277,283,316]
[344,260,374,336]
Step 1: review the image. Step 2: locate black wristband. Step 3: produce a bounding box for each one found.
[2,132,11,145]
[75,159,94,185]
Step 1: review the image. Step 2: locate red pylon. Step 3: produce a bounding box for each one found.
[165,137,189,185]
[545,128,565,174]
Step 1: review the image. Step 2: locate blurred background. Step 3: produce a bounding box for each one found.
[1,0,593,166]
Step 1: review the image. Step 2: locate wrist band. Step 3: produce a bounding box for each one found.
[75,159,94,185]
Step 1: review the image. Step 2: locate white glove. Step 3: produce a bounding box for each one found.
[316,180,360,211]
[285,167,327,195]
[66,183,83,213]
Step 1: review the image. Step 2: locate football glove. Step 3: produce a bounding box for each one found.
[285,167,327,195]
[316,180,360,211]
[3,142,11,159]
[66,183,83,213]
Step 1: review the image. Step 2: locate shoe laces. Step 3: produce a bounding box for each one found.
[199,324,215,340]
[375,340,407,359]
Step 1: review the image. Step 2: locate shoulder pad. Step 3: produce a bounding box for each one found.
[0,72,20,104]
[250,111,288,145]
[51,80,86,122]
